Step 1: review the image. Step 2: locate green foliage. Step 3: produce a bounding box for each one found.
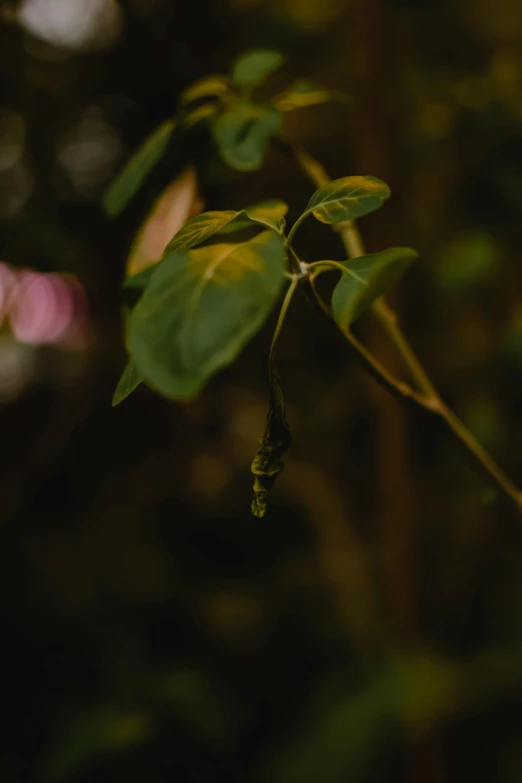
[228,200,288,233]
[39,664,242,783]
[166,210,249,252]
[38,707,151,783]
[434,231,498,290]
[274,79,350,111]
[231,49,285,87]
[112,361,142,407]
[128,230,287,400]
[153,666,243,752]
[103,119,176,217]
[180,75,230,106]
[331,248,418,327]
[166,201,288,253]
[123,264,156,294]
[251,374,292,518]
[305,176,391,225]
[103,47,346,218]
[111,49,503,519]
[212,103,281,172]
[260,671,398,783]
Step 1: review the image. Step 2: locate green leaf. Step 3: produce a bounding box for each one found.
[123,201,288,298]
[251,373,292,518]
[103,119,176,217]
[38,706,151,783]
[166,201,287,253]
[183,101,219,129]
[123,264,157,294]
[212,103,281,171]
[305,175,391,225]
[122,265,158,309]
[166,211,246,252]
[237,200,289,233]
[231,49,285,87]
[274,79,351,111]
[331,247,418,327]
[180,75,230,106]
[128,231,287,400]
[260,671,399,783]
[112,361,142,406]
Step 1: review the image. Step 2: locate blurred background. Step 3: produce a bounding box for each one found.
[2,0,522,781]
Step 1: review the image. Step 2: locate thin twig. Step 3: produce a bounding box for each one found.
[275,135,438,396]
[301,276,522,512]
[272,134,522,512]
[269,276,299,375]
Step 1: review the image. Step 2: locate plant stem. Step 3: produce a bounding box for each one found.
[269,277,299,374]
[277,136,437,396]
[304,277,522,512]
[337,221,438,397]
[286,212,309,247]
[274,138,522,512]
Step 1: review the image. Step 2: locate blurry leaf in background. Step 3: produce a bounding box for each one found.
[212,104,281,171]
[125,166,202,277]
[154,666,243,752]
[231,49,285,87]
[39,706,152,783]
[277,0,348,30]
[260,669,399,783]
[112,361,142,407]
[305,176,391,225]
[122,265,156,303]
[461,394,505,452]
[261,654,459,783]
[434,231,499,291]
[180,75,231,107]
[103,119,176,217]
[128,230,287,399]
[40,665,243,783]
[331,248,418,328]
[274,80,350,111]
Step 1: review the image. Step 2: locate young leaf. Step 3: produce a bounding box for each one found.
[305,176,391,225]
[180,75,230,106]
[183,102,219,129]
[212,103,281,172]
[274,79,351,111]
[218,200,288,234]
[128,231,287,400]
[231,49,285,87]
[242,200,289,233]
[103,119,176,217]
[166,201,288,253]
[331,247,418,327]
[251,374,292,518]
[166,211,245,252]
[112,361,143,406]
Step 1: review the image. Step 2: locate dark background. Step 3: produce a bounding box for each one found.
[2,0,522,781]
